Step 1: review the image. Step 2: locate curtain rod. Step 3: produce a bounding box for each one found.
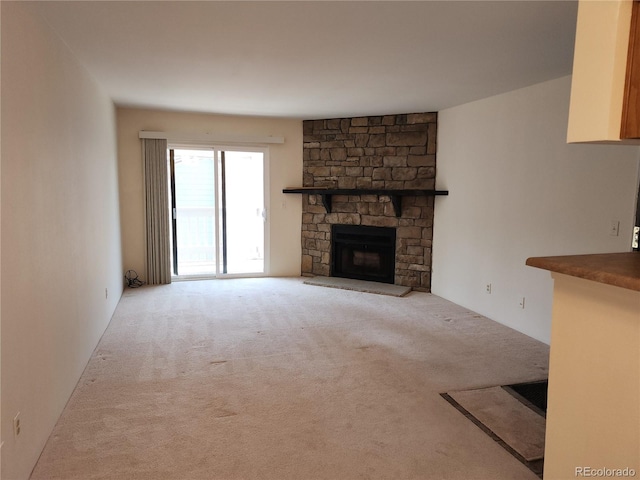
[139,131,285,145]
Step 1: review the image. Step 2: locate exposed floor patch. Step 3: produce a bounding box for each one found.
[442,381,547,478]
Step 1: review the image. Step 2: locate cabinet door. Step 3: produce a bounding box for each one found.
[621,0,640,139]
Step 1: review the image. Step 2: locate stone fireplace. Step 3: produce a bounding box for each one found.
[300,112,438,291]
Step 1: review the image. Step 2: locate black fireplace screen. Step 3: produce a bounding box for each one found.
[331,225,396,284]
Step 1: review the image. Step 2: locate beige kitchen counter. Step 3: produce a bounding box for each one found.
[526,252,640,291]
[526,252,640,479]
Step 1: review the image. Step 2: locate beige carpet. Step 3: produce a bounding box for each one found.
[30,278,549,480]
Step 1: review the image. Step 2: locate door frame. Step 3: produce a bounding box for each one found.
[168,143,270,279]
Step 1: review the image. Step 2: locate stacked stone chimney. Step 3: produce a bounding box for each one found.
[301,113,437,291]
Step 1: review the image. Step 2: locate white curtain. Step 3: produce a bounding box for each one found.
[143,138,171,284]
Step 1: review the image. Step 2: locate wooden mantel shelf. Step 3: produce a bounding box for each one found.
[282,187,449,217]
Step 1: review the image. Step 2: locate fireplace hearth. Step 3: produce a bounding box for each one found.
[331,225,396,284]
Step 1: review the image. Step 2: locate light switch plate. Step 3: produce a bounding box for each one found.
[609,220,620,237]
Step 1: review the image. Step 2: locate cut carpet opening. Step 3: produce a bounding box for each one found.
[442,380,548,479]
[504,380,548,416]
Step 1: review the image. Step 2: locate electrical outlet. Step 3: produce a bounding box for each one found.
[13,412,21,438]
[486,283,492,294]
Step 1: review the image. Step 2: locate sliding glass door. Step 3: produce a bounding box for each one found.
[220,150,265,274]
[169,147,267,277]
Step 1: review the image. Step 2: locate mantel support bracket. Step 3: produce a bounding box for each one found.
[389,195,402,217]
[319,194,332,214]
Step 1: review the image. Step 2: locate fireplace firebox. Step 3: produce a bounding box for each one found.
[331,225,396,284]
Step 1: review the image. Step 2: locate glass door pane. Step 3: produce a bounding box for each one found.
[219,150,265,275]
[172,149,216,276]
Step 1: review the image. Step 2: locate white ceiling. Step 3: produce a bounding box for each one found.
[32,1,578,119]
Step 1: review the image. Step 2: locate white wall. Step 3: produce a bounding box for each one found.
[432,76,640,344]
[1,3,123,479]
[117,108,302,279]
